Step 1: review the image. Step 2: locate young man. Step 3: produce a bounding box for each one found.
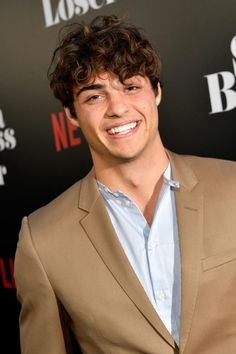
[14,15,236,354]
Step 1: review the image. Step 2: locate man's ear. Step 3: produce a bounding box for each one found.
[155,82,162,107]
[64,107,80,127]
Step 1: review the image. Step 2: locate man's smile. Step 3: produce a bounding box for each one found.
[107,121,140,136]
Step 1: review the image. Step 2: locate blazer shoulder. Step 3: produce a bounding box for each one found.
[180,153,236,193]
[182,154,236,176]
[33,179,80,213]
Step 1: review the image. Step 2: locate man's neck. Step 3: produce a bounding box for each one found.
[93,141,169,224]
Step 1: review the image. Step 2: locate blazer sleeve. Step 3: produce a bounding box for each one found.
[14,217,69,354]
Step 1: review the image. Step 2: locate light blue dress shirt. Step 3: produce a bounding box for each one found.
[97,164,181,345]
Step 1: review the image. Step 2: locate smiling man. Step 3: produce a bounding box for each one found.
[14,15,236,354]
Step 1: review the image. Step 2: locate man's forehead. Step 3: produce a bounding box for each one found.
[74,73,147,94]
[79,72,121,87]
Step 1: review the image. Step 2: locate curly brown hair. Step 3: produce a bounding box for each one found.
[48,15,162,117]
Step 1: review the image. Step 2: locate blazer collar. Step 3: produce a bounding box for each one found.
[78,168,176,348]
[166,149,198,191]
[167,150,204,353]
[78,149,198,211]
[78,168,99,212]
[78,151,203,352]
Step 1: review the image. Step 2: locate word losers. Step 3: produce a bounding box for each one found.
[42,0,116,27]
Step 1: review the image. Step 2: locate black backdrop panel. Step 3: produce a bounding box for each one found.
[0,1,235,352]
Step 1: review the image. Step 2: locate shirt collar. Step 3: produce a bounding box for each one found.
[97,162,180,196]
[163,163,180,190]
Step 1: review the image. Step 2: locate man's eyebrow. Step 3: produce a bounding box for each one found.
[75,84,105,97]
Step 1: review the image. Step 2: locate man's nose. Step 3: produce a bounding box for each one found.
[106,92,129,118]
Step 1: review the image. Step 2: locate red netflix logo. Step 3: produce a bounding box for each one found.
[51,111,82,152]
[0,258,15,289]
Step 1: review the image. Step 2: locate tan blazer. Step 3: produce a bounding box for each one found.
[14,151,236,354]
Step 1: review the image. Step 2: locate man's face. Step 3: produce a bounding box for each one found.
[66,73,161,167]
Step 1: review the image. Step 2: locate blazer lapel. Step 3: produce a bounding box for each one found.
[78,170,176,349]
[168,152,204,354]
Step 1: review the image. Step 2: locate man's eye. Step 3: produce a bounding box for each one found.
[126,85,139,92]
[86,94,102,102]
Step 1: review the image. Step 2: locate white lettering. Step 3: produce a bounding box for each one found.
[57,0,75,21]
[230,36,236,77]
[205,71,236,114]
[42,0,117,27]
[4,129,17,150]
[230,35,236,58]
[42,0,60,27]
[0,165,7,186]
[89,0,105,9]
[0,110,17,151]
[74,0,89,15]
[205,35,236,114]
[232,58,236,77]
[0,131,5,151]
[0,110,5,129]
[0,110,17,186]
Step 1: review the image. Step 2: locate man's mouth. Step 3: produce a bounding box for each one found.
[107,121,138,135]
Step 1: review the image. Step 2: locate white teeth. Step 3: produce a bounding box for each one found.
[108,122,137,135]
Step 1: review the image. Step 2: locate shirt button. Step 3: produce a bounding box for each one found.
[148,243,154,251]
[156,290,167,301]
[124,200,131,207]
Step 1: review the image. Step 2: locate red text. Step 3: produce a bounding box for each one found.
[0,258,15,289]
[51,111,82,152]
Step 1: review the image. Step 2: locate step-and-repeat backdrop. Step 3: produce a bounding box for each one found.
[1,1,236,352]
